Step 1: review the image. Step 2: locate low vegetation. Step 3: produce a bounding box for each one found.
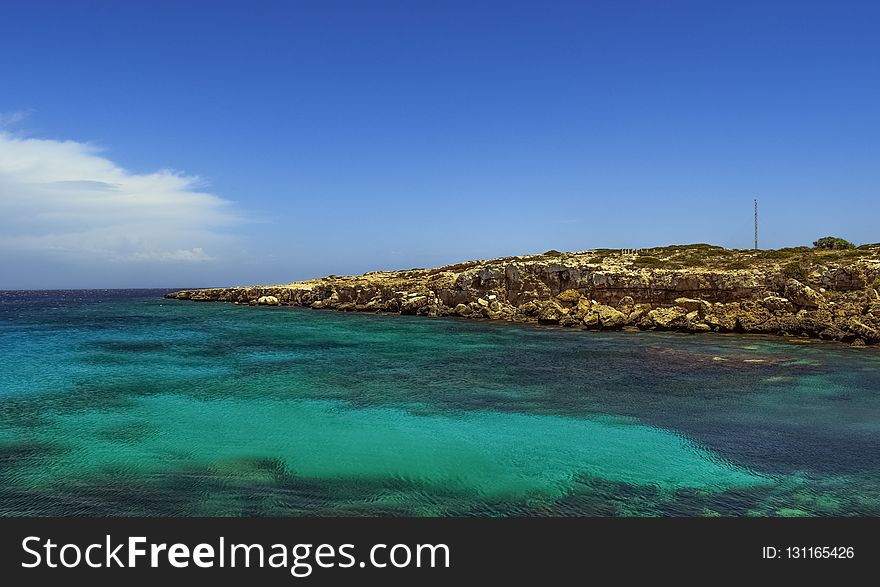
[414,241,877,278]
[633,255,666,267]
[609,241,877,272]
[427,261,481,275]
[782,260,812,281]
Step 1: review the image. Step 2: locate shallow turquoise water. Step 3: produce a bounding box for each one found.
[1,290,879,516]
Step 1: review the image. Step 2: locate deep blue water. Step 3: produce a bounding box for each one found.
[1,289,879,516]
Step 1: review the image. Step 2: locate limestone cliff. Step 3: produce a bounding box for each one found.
[166,244,880,346]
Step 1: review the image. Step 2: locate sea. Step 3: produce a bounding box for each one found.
[1,289,878,516]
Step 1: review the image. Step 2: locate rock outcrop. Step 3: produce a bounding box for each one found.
[166,244,880,346]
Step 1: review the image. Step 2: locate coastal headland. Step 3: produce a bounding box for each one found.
[166,244,880,346]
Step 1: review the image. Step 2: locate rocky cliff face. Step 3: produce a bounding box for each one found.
[166,245,880,346]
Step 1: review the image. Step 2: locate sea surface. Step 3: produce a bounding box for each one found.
[1,289,879,516]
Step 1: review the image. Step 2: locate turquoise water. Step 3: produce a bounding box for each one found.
[1,290,879,516]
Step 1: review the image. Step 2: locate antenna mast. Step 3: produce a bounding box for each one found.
[754,199,758,250]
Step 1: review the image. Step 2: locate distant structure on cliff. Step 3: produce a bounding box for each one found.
[754,199,759,250]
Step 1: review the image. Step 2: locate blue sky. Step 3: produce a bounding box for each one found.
[1,0,877,288]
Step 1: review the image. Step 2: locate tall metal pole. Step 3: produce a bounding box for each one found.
[754,199,758,250]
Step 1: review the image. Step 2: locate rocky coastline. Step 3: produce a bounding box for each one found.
[166,244,880,346]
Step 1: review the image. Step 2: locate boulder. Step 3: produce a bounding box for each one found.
[574,297,593,315]
[784,279,826,309]
[674,297,710,316]
[617,295,635,316]
[597,305,626,329]
[401,295,427,315]
[536,301,566,325]
[648,307,689,329]
[736,305,777,333]
[559,314,581,327]
[704,303,739,331]
[556,289,581,303]
[847,319,879,343]
[582,309,601,329]
[256,296,279,306]
[628,303,652,325]
[761,296,793,312]
[792,309,835,335]
[821,266,866,291]
[818,327,854,342]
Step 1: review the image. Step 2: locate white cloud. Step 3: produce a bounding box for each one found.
[0,129,240,264]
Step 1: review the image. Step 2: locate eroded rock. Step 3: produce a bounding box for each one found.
[165,245,880,345]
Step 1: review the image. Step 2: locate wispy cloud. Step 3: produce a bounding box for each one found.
[0,109,34,128]
[131,247,214,262]
[0,129,240,265]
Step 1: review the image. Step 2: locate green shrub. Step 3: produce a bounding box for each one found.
[664,243,724,251]
[813,236,855,250]
[543,249,563,257]
[762,247,811,260]
[634,256,666,267]
[782,261,811,281]
[874,277,880,289]
[701,248,730,256]
[726,260,752,270]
